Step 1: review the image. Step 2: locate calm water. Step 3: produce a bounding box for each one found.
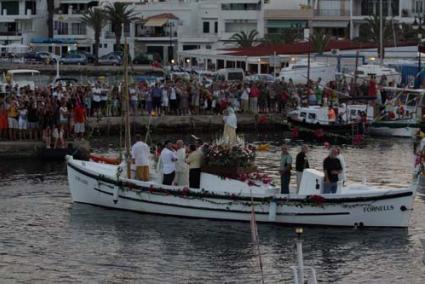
[1,135,425,283]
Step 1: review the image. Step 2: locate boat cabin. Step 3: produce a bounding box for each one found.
[1,69,40,93]
[290,105,374,125]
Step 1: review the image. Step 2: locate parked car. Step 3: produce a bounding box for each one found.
[98,53,122,65]
[60,54,88,65]
[132,54,153,65]
[23,52,44,63]
[69,50,96,63]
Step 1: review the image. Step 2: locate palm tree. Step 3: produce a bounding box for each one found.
[310,31,331,54]
[263,29,300,45]
[230,30,259,48]
[361,14,394,58]
[47,0,55,39]
[81,8,106,64]
[104,2,137,51]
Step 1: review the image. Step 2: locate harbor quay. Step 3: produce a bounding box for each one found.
[0,113,286,159]
[88,113,287,135]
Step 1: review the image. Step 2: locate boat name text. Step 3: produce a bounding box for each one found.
[363,205,394,213]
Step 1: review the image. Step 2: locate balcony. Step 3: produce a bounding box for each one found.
[314,9,350,17]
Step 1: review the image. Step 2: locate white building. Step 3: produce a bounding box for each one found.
[0,0,47,45]
[0,0,422,62]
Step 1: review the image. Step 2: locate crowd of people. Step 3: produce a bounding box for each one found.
[0,72,399,145]
[131,134,204,189]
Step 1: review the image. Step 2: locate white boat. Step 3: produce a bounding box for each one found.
[356,64,401,84]
[278,60,336,84]
[66,156,416,227]
[368,87,425,138]
[0,69,40,93]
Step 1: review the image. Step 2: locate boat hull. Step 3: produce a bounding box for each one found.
[67,159,415,227]
[368,125,417,138]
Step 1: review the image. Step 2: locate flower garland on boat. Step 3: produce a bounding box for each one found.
[203,144,256,169]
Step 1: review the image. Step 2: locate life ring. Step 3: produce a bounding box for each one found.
[89,154,121,165]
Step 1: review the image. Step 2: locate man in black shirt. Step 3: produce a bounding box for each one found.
[323,147,342,194]
[295,145,309,192]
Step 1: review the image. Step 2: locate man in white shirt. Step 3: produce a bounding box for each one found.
[159,140,177,185]
[131,134,150,181]
[175,140,188,186]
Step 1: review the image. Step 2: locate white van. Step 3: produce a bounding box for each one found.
[215,68,245,81]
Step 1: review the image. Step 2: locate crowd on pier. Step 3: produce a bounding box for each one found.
[0,73,395,144]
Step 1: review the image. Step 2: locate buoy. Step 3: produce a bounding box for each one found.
[113,187,119,204]
[257,144,270,151]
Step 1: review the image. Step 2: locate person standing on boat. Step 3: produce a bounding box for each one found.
[295,145,309,192]
[335,146,346,185]
[323,147,342,194]
[280,144,292,194]
[186,144,203,188]
[131,134,150,181]
[160,140,178,185]
[223,106,237,146]
[175,140,189,186]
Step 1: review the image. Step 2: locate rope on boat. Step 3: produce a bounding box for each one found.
[250,189,265,284]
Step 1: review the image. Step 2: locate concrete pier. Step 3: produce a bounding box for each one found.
[87,113,288,135]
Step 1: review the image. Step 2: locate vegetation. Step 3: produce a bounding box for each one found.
[81,8,107,64]
[310,31,331,54]
[230,30,259,48]
[104,2,137,51]
[359,14,394,58]
[263,29,301,45]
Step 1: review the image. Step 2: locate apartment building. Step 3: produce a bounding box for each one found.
[0,0,47,45]
[2,0,422,61]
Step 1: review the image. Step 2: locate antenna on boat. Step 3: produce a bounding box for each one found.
[250,189,265,284]
[122,24,132,179]
[291,228,317,284]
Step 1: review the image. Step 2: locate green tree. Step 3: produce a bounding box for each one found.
[230,30,259,48]
[104,2,137,51]
[263,29,301,46]
[81,8,106,64]
[310,31,331,54]
[360,14,394,58]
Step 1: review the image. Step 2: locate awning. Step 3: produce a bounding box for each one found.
[311,21,349,28]
[144,18,168,27]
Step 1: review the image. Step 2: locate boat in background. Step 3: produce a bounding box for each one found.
[278,60,336,84]
[369,87,425,138]
[0,69,40,93]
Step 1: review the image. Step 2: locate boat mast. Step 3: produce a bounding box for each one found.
[122,25,132,179]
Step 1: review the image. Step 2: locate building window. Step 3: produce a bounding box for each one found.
[214,21,218,33]
[1,1,20,15]
[203,22,210,33]
[206,45,211,49]
[71,23,86,35]
[221,3,259,10]
[25,1,36,15]
[55,21,68,35]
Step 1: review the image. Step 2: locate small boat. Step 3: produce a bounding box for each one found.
[369,87,425,138]
[66,158,416,227]
[287,104,374,139]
